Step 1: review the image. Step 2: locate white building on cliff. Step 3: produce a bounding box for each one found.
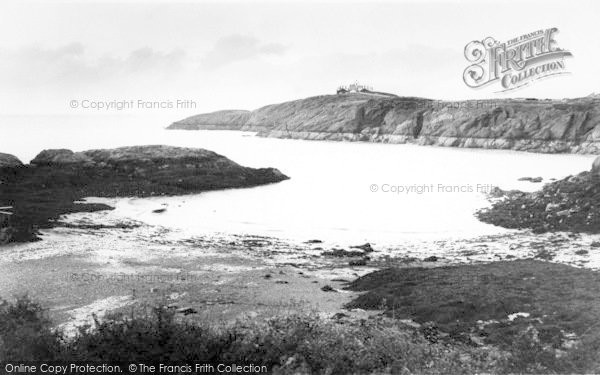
[337,81,373,94]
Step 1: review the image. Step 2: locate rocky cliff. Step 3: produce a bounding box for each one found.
[168,94,600,154]
[0,146,288,243]
[477,157,600,234]
[169,110,251,130]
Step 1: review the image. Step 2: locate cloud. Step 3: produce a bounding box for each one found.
[125,47,186,72]
[0,43,187,89]
[381,44,462,73]
[201,34,287,70]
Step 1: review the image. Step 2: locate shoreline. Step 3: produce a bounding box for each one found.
[3,213,600,326]
[2,187,600,371]
[2,139,599,371]
[173,127,600,155]
[168,93,600,155]
[0,145,288,244]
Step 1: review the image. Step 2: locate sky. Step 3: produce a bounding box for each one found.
[0,0,598,115]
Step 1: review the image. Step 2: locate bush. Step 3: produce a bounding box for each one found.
[0,295,63,360]
[4,295,600,374]
[60,306,500,374]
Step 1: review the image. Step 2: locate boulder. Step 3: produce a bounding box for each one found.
[176,307,197,315]
[518,176,543,183]
[31,149,94,166]
[350,243,374,252]
[0,153,22,168]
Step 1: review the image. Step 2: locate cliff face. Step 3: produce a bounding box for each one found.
[168,94,600,154]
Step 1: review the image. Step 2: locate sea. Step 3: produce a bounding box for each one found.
[1,113,596,246]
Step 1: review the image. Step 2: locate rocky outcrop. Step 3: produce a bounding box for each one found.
[0,145,288,243]
[168,94,600,154]
[477,165,600,234]
[27,145,288,192]
[169,110,251,130]
[33,146,241,168]
[31,149,94,166]
[593,156,600,178]
[0,152,23,168]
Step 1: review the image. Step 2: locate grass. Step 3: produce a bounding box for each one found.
[2,293,600,374]
[0,295,504,374]
[345,260,600,373]
[3,259,600,373]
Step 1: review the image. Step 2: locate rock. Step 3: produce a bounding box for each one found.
[593,156,600,178]
[535,250,555,260]
[30,146,289,186]
[423,256,439,262]
[0,153,22,168]
[31,149,94,166]
[330,278,350,283]
[591,242,600,248]
[350,243,374,252]
[478,171,600,234]
[349,258,368,266]
[399,319,422,329]
[575,250,589,255]
[242,239,272,247]
[518,176,543,183]
[152,208,167,213]
[176,307,197,315]
[488,186,507,198]
[2,145,290,244]
[305,239,323,244]
[321,285,336,292]
[322,249,365,257]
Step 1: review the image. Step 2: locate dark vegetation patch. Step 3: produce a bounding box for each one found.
[345,260,600,356]
[3,294,600,373]
[0,296,503,375]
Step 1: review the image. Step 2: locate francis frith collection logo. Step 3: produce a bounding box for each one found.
[463,27,572,92]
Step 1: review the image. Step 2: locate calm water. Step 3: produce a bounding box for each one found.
[1,114,596,245]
